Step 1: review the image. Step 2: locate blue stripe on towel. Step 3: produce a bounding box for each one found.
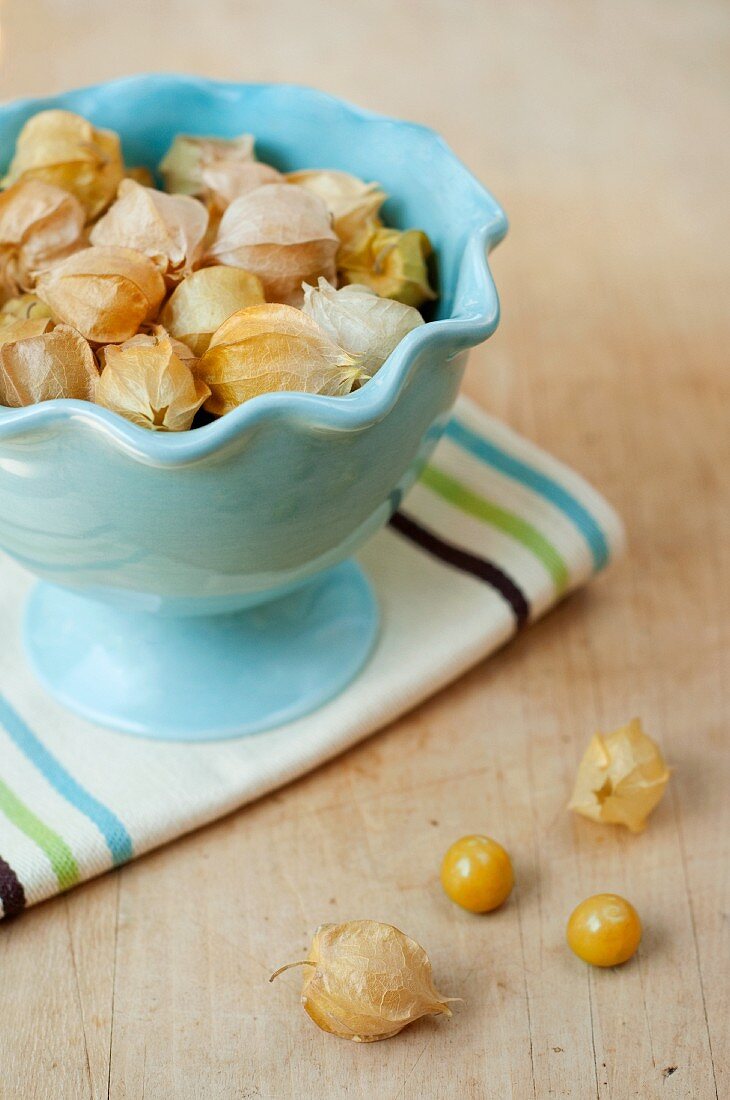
[0,695,133,866]
[445,418,610,571]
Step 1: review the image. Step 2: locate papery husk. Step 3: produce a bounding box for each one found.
[205,184,339,306]
[270,921,453,1043]
[568,718,671,833]
[339,226,436,307]
[287,169,385,248]
[0,179,85,299]
[159,265,265,356]
[200,161,283,212]
[125,166,155,187]
[95,332,209,431]
[90,179,209,282]
[97,326,198,373]
[2,110,124,220]
[0,322,97,406]
[0,315,52,346]
[302,278,423,374]
[159,133,255,195]
[197,303,365,416]
[0,293,52,322]
[35,245,166,344]
[146,325,198,370]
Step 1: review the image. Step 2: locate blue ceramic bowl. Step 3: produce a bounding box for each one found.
[0,75,506,739]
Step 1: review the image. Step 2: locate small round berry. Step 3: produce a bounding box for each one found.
[567,893,642,967]
[440,834,514,913]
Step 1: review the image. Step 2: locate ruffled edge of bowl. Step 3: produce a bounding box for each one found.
[0,75,507,466]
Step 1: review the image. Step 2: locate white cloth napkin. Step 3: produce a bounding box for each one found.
[0,397,624,918]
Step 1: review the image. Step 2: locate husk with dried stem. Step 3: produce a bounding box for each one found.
[270,920,455,1043]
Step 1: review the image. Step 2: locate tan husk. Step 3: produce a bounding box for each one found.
[201,162,283,211]
[1,109,124,220]
[0,315,52,346]
[95,331,209,431]
[147,326,198,370]
[90,179,209,281]
[302,278,423,374]
[205,184,339,306]
[159,133,255,196]
[125,166,155,187]
[0,179,85,299]
[339,226,436,307]
[96,326,198,373]
[35,245,166,344]
[197,303,365,416]
[0,323,97,406]
[287,169,385,248]
[0,293,52,323]
[270,921,454,1043]
[568,718,671,833]
[159,265,265,356]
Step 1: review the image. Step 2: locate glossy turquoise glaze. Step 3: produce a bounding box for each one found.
[0,76,506,739]
[25,564,379,740]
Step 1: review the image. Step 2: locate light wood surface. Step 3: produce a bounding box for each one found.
[0,2,728,1097]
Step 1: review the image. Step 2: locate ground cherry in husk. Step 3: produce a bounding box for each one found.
[567,893,642,967]
[440,835,514,913]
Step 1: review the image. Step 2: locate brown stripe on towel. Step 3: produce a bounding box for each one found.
[389,510,530,628]
[0,854,26,918]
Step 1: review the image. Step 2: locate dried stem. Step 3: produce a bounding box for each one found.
[269,960,316,983]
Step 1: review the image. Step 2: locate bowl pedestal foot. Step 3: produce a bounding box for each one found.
[23,562,379,742]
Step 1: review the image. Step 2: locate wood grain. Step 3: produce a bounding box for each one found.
[0,1,728,1097]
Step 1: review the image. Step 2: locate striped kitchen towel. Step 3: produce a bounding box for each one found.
[0,396,624,918]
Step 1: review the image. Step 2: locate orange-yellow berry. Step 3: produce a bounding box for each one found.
[567,893,642,967]
[440,835,514,913]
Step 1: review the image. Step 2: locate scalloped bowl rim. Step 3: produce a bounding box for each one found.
[0,75,507,465]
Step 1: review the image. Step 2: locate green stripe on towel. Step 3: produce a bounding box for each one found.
[0,695,133,867]
[420,465,570,592]
[0,777,80,891]
[445,418,611,571]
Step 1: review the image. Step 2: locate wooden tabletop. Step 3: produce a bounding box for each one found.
[1,2,728,1097]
